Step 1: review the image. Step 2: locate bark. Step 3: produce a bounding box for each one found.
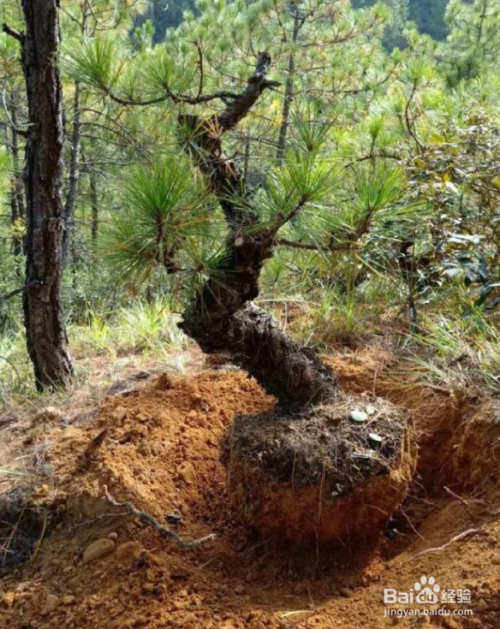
[63,82,82,263]
[19,0,74,391]
[180,53,336,408]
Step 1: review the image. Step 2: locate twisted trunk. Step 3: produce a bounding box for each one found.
[180,54,336,408]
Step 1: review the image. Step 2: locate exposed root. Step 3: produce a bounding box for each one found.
[102,486,216,549]
[410,527,481,560]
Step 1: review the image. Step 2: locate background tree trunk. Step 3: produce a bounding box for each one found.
[20,0,74,391]
[276,8,302,165]
[90,170,99,246]
[6,98,25,269]
[63,82,81,263]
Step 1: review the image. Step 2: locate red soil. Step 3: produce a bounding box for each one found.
[1,349,499,629]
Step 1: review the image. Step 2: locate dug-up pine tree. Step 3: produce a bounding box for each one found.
[68,0,416,544]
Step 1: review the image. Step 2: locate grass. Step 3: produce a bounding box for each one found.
[0,298,189,406]
[409,313,500,393]
[1,289,499,413]
[283,278,399,348]
[71,299,188,358]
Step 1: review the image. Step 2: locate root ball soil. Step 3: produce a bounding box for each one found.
[227,394,416,543]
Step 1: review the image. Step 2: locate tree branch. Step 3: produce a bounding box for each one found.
[0,280,41,304]
[2,23,24,44]
[217,52,280,132]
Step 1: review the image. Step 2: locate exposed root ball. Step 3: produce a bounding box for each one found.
[227,393,416,545]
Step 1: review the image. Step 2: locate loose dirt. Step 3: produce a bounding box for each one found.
[1,347,499,629]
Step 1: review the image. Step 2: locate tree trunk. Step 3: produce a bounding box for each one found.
[10,105,26,220]
[63,82,81,263]
[9,181,22,261]
[8,103,25,263]
[276,9,301,165]
[180,54,336,409]
[20,0,74,391]
[90,170,99,246]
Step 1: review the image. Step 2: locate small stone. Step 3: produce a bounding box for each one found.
[112,406,128,421]
[1,592,15,608]
[43,594,60,614]
[142,583,156,593]
[82,538,115,565]
[234,585,246,595]
[339,587,352,598]
[107,532,119,541]
[62,596,76,605]
[178,462,196,484]
[116,541,143,562]
[183,613,198,625]
[477,598,488,612]
[350,409,368,423]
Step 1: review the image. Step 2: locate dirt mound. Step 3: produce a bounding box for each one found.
[0,351,499,629]
[227,393,415,543]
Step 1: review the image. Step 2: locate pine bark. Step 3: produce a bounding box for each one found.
[20,0,74,391]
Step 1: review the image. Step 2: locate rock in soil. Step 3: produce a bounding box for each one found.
[82,538,115,564]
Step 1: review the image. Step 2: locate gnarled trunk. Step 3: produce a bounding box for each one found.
[180,54,336,408]
[20,0,73,391]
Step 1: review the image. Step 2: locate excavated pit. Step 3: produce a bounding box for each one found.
[227,393,416,544]
[1,358,500,629]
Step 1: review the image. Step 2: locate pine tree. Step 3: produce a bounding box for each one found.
[440,0,500,84]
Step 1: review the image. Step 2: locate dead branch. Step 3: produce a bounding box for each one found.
[102,486,216,549]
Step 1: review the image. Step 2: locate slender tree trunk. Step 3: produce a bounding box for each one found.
[63,82,81,263]
[9,182,22,261]
[10,106,26,221]
[20,0,74,391]
[276,10,301,165]
[180,54,336,409]
[90,170,99,245]
[9,104,25,263]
